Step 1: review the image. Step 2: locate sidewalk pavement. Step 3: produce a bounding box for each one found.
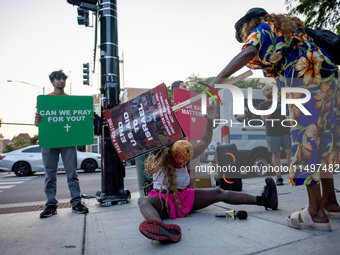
[1,173,340,255]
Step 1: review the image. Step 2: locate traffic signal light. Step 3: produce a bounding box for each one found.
[67,1,98,12]
[0,118,2,127]
[83,63,90,85]
[77,7,89,26]
[67,0,97,7]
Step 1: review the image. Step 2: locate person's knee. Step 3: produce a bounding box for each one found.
[285,149,292,155]
[45,171,57,180]
[212,187,224,199]
[215,188,233,201]
[272,151,281,158]
[138,197,150,209]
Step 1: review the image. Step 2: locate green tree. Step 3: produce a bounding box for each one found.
[77,145,86,152]
[4,136,29,153]
[12,136,29,149]
[185,73,216,93]
[185,73,271,91]
[30,134,39,145]
[285,0,340,35]
[167,85,173,99]
[234,78,273,89]
[167,75,216,99]
[4,144,15,153]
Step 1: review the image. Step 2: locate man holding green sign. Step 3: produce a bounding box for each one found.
[35,70,90,218]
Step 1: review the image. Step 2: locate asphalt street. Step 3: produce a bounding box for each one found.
[0,167,138,205]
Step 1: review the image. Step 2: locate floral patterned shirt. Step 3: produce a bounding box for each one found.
[242,22,339,186]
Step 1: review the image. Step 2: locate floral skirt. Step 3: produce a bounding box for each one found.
[287,74,340,186]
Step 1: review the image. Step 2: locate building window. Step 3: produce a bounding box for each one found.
[90,136,100,153]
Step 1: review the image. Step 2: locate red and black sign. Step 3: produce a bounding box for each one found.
[103,83,184,161]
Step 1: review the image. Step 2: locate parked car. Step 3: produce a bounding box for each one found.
[123,159,136,167]
[0,145,101,177]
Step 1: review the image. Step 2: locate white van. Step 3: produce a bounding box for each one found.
[200,88,273,176]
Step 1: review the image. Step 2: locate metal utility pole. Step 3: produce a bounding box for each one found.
[98,0,130,202]
[66,0,130,203]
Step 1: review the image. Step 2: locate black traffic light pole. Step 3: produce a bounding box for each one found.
[66,0,130,204]
[98,0,130,203]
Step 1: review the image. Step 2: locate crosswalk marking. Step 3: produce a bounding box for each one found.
[4,177,37,181]
[0,179,25,181]
[0,182,24,185]
[0,185,15,189]
[0,176,37,191]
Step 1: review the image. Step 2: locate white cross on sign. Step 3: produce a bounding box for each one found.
[64,124,71,132]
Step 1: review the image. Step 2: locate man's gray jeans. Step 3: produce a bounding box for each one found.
[42,146,81,207]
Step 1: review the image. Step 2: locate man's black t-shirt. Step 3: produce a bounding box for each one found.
[258,100,291,136]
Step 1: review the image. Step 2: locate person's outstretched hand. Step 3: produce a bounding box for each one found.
[205,105,215,120]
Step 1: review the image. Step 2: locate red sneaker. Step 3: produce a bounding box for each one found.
[139,220,182,243]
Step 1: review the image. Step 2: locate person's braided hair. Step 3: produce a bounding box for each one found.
[144,146,187,217]
[241,13,305,42]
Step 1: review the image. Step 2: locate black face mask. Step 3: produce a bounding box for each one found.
[266,94,272,99]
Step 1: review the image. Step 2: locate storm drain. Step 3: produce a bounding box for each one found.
[0,202,71,215]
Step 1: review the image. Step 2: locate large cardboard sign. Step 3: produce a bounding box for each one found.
[37,95,94,148]
[103,83,184,161]
[173,88,207,140]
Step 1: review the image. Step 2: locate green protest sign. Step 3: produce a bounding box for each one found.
[37,95,94,148]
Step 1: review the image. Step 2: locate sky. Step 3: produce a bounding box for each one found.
[0,0,288,140]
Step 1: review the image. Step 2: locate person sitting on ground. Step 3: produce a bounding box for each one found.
[137,105,278,243]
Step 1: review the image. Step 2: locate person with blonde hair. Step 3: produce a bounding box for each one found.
[138,105,278,242]
[208,7,340,231]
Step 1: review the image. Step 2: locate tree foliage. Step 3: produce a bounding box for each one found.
[4,144,15,153]
[185,73,271,92]
[3,134,40,153]
[167,73,274,100]
[285,0,340,35]
[30,134,39,145]
[185,74,216,93]
[166,85,173,99]
[77,145,86,152]
[231,77,272,89]
[4,137,30,153]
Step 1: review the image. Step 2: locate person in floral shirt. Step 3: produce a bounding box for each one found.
[209,7,340,231]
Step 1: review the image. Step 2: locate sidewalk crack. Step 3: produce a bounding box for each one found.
[82,214,87,255]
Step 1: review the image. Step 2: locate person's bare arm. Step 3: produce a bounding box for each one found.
[35,112,42,127]
[188,168,196,189]
[210,45,258,88]
[192,105,215,159]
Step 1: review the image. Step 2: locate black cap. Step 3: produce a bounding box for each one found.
[234,7,268,43]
